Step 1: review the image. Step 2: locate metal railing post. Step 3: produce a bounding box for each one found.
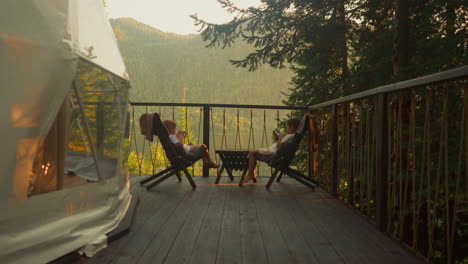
[375,93,389,232]
[331,104,338,196]
[308,109,313,179]
[203,106,210,176]
[346,103,354,206]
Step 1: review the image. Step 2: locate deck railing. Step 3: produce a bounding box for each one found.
[128,102,308,177]
[127,66,467,263]
[309,66,468,263]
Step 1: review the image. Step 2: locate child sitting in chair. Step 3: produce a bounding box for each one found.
[163,119,219,168]
[243,117,301,183]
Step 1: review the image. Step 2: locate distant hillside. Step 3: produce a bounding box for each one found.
[111,18,293,105]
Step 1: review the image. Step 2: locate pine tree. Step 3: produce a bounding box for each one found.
[192,0,352,106]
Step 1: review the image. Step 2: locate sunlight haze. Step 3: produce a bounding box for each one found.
[106,0,262,35]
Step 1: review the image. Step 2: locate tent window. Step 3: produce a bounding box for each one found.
[66,59,128,181]
[28,59,129,196]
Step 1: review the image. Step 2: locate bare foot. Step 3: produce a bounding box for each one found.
[243,174,254,183]
[251,172,257,182]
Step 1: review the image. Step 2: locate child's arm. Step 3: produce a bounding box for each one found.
[277,133,295,147]
[276,133,288,146]
[176,130,185,143]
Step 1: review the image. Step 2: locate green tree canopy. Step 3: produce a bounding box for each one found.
[192,0,467,106]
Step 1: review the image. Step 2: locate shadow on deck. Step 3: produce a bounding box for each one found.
[82,175,423,264]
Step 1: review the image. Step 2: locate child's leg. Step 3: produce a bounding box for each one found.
[243,150,259,183]
[248,150,259,177]
[203,151,217,166]
[189,144,203,151]
[192,144,219,168]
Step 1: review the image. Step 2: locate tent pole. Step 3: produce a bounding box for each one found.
[70,97,90,153]
[73,81,103,181]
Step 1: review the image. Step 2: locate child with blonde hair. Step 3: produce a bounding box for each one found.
[163,119,219,168]
[243,117,301,183]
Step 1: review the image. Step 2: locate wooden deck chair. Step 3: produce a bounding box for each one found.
[257,114,318,190]
[139,113,203,190]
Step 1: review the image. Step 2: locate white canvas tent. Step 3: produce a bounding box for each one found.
[0,1,132,263]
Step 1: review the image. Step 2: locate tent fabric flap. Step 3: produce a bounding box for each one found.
[0,1,131,263]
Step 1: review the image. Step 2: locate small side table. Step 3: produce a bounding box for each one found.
[215,150,255,186]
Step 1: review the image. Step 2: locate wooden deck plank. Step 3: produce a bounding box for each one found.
[134,188,203,263]
[238,186,268,264]
[271,182,344,264]
[280,180,422,264]
[267,183,320,264]
[215,187,242,264]
[188,188,226,263]
[84,178,175,264]
[324,197,419,260]
[279,182,376,264]
[162,188,214,263]
[254,190,294,264]
[111,179,192,264]
[299,199,388,263]
[310,189,422,263]
[81,176,424,264]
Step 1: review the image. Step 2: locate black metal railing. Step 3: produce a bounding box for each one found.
[309,66,468,263]
[129,103,308,177]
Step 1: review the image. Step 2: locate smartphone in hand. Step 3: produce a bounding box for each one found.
[272,130,279,142]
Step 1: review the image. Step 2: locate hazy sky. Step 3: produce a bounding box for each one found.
[106,0,262,35]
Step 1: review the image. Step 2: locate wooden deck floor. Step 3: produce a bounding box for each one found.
[83,175,423,264]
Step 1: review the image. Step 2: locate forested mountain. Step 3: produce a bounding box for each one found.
[110,18,293,105]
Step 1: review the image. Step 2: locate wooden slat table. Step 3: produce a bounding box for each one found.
[215,150,254,186]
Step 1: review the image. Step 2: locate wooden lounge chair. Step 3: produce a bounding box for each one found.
[257,114,318,190]
[139,113,202,190]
